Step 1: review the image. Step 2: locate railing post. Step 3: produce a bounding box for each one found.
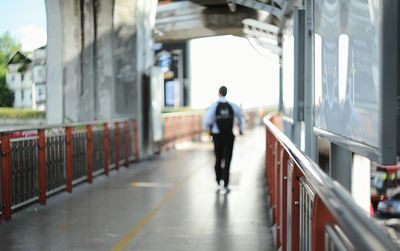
[124,121,129,167]
[104,123,109,175]
[266,127,269,179]
[173,116,177,146]
[276,144,282,249]
[281,151,289,251]
[185,115,189,141]
[86,125,93,183]
[165,117,170,150]
[312,196,336,251]
[191,114,196,141]
[133,119,139,160]
[198,114,202,141]
[291,166,302,251]
[65,127,73,193]
[115,122,120,170]
[271,141,277,225]
[38,129,46,205]
[1,133,12,221]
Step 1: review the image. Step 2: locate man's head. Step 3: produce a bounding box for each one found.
[219,86,227,97]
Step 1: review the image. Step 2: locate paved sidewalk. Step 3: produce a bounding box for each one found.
[0,127,274,251]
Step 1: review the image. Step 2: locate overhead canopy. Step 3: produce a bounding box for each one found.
[156,0,299,54]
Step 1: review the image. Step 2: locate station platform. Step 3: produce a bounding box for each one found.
[0,127,273,251]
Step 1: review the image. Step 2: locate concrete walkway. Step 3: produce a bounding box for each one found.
[0,127,274,251]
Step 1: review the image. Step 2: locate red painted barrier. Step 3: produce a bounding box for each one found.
[124,121,129,167]
[65,127,73,193]
[115,122,120,170]
[1,133,12,221]
[133,119,139,160]
[104,123,110,176]
[38,129,47,204]
[87,125,93,183]
[264,114,397,251]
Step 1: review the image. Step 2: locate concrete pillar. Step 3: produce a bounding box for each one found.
[46,0,63,124]
[113,0,137,117]
[80,0,96,121]
[46,0,158,158]
[60,0,82,122]
[95,0,116,120]
[135,0,158,157]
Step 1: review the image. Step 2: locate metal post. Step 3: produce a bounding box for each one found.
[173,116,177,146]
[278,35,284,113]
[133,119,139,161]
[380,0,399,164]
[38,129,47,204]
[304,0,317,161]
[311,196,335,251]
[86,125,93,183]
[280,151,289,251]
[1,133,12,220]
[290,164,303,251]
[114,122,120,170]
[276,144,282,248]
[104,123,109,175]
[65,127,73,193]
[293,8,305,148]
[191,115,195,141]
[124,121,129,167]
[330,143,352,191]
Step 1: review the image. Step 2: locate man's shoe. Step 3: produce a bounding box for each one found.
[221,186,230,194]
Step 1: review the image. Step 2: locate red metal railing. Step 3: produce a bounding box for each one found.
[0,118,138,221]
[264,114,398,251]
[160,111,204,149]
[159,108,263,149]
[0,108,266,222]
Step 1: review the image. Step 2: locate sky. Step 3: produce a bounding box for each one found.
[190,35,280,109]
[0,0,47,51]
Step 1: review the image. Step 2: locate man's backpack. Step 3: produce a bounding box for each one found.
[215,102,234,134]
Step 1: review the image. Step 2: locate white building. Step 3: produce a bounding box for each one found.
[6,47,47,110]
[32,46,47,111]
[6,51,34,109]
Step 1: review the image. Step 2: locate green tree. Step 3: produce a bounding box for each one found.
[0,75,14,107]
[0,32,21,107]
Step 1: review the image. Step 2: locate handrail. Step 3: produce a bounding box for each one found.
[264,114,398,251]
[0,110,265,222]
[0,117,134,133]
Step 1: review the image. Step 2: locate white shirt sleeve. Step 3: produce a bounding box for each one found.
[231,103,245,132]
[203,103,217,132]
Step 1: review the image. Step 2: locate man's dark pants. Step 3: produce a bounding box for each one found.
[212,133,235,187]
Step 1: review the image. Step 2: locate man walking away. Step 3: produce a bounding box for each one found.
[204,86,245,193]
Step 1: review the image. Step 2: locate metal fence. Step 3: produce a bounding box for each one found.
[92,128,105,174]
[264,114,398,251]
[160,112,203,149]
[10,137,39,208]
[72,131,87,183]
[46,133,66,193]
[159,108,264,149]
[0,109,266,222]
[0,118,139,221]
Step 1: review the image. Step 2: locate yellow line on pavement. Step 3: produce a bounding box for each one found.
[111,166,201,251]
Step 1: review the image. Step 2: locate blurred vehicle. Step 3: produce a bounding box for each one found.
[371,163,400,211]
[377,193,400,217]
